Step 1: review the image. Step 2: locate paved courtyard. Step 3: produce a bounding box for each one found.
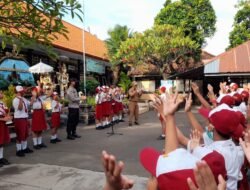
[0,110,205,189]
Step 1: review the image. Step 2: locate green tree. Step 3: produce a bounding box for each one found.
[155,0,216,48]
[105,25,133,84]
[116,25,199,78]
[0,0,83,58]
[228,0,250,49]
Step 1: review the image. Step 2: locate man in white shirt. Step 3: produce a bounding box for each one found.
[13,86,33,157]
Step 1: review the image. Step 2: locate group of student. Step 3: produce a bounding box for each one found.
[101,82,250,190]
[0,85,62,167]
[95,85,125,130]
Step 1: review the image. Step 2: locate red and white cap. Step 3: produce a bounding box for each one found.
[199,104,244,140]
[140,147,226,190]
[52,92,58,96]
[230,83,239,91]
[96,86,102,93]
[232,93,242,105]
[240,90,249,102]
[31,87,38,92]
[160,86,166,93]
[16,85,24,93]
[216,94,235,107]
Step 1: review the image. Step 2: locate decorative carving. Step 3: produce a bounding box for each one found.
[56,63,69,97]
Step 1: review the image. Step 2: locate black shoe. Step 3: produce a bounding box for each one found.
[67,135,75,140]
[33,145,41,150]
[0,162,3,167]
[134,122,140,125]
[129,123,132,127]
[55,138,62,142]
[73,134,81,138]
[38,143,47,148]
[0,158,10,165]
[119,119,125,122]
[50,139,57,144]
[23,148,33,153]
[96,126,103,130]
[16,150,25,157]
[157,135,165,140]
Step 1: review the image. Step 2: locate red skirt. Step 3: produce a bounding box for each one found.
[102,102,112,116]
[95,104,103,120]
[0,121,10,145]
[117,102,124,112]
[113,101,119,114]
[51,112,60,128]
[32,110,47,132]
[14,118,29,141]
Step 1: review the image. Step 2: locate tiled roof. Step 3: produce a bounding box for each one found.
[205,41,250,74]
[52,20,108,61]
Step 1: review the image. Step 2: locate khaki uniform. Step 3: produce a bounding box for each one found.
[128,87,141,124]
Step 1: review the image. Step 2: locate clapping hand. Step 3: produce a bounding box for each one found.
[102,151,134,190]
[239,130,250,163]
[187,161,226,190]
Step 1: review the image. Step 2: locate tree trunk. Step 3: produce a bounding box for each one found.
[112,66,120,85]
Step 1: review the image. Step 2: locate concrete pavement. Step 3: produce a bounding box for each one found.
[0,110,205,189]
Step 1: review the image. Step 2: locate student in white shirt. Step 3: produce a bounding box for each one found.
[30,87,47,150]
[12,86,33,157]
[50,92,62,144]
[0,91,11,166]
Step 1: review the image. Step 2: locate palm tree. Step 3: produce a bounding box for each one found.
[105,25,133,84]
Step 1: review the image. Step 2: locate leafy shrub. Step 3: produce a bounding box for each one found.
[3,85,16,109]
[86,96,96,107]
[80,78,100,96]
[118,72,131,93]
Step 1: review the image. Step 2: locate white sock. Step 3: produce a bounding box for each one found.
[16,144,22,151]
[21,141,27,150]
[119,115,122,120]
[33,138,38,146]
[0,147,3,159]
[38,137,42,145]
[161,134,166,137]
[51,135,56,140]
[96,123,100,128]
[55,134,57,138]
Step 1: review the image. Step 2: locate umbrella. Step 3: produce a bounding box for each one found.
[29,60,54,74]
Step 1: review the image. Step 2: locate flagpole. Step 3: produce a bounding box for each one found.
[82,0,86,95]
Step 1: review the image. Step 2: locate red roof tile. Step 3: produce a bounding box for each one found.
[52,20,108,61]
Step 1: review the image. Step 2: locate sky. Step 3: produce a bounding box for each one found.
[65,0,239,56]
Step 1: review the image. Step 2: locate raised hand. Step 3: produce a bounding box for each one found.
[189,129,201,151]
[185,93,193,112]
[239,130,250,163]
[207,84,214,93]
[187,161,226,190]
[191,82,200,95]
[102,151,134,190]
[164,91,183,116]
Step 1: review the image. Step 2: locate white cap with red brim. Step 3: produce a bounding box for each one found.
[16,86,24,93]
[140,147,226,190]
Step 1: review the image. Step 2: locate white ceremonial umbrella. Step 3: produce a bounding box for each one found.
[29,60,54,74]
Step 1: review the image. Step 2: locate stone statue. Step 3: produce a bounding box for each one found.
[57,63,69,98]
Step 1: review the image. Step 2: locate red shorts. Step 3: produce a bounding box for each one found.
[0,121,10,145]
[32,110,47,132]
[95,104,103,120]
[14,118,29,141]
[51,112,60,128]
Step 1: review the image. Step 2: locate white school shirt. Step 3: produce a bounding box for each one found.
[205,140,244,190]
[0,101,7,116]
[95,93,103,104]
[32,98,43,110]
[238,102,247,118]
[13,97,30,118]
[51,100,62,113]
